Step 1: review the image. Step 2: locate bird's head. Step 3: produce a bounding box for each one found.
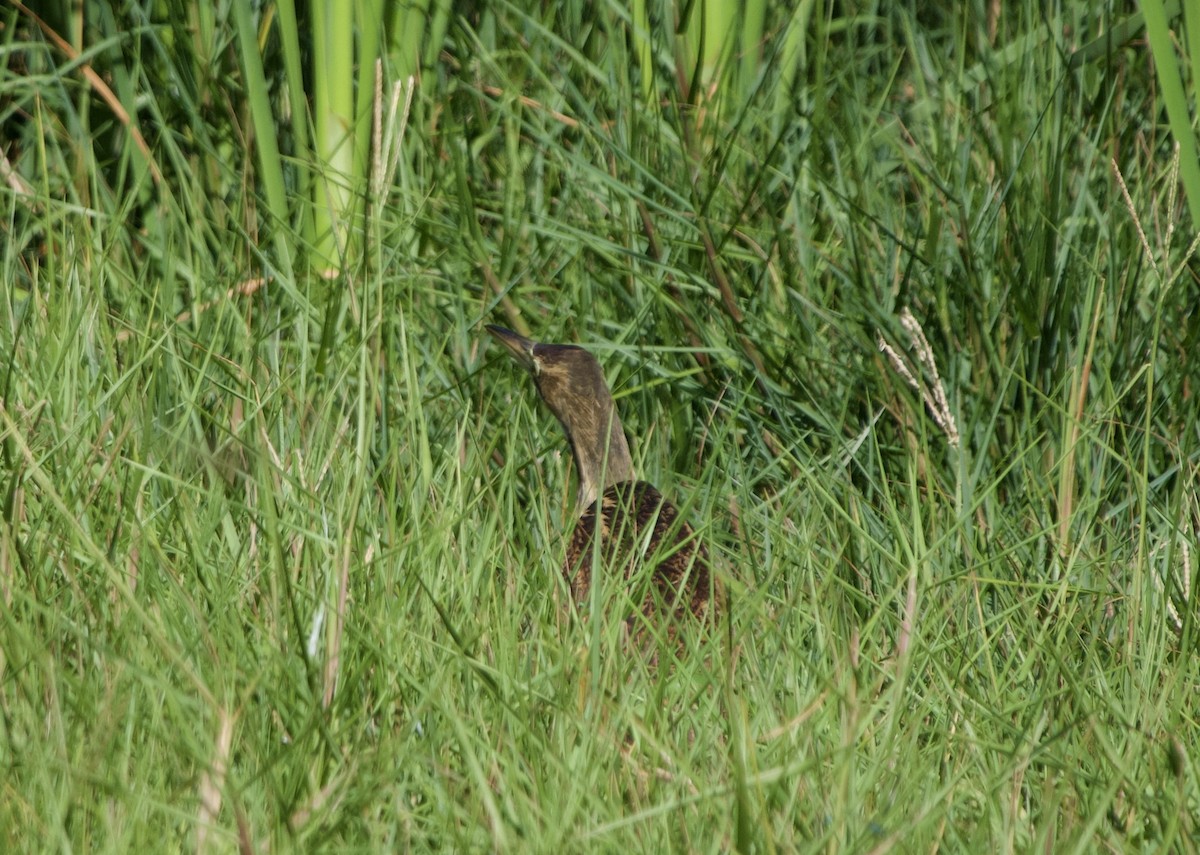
[485,326,615,429]
[486,324,635,508]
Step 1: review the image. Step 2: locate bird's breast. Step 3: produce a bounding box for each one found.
[564,480,714,624]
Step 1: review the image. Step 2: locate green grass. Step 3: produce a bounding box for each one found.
[2,0,1198,851]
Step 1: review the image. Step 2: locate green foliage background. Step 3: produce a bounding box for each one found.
[1,0,1197,850]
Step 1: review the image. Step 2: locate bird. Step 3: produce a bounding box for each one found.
[485,325,716,640]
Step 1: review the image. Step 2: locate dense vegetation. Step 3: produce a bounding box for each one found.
[2,1,1197,850]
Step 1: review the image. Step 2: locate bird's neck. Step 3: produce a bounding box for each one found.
[565,405,635,512]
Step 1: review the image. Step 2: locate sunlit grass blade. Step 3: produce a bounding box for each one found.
[1142,0,1200,223]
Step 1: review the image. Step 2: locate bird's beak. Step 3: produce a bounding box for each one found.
[486,325,536,370]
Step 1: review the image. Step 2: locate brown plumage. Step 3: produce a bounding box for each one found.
[486,326,715,633]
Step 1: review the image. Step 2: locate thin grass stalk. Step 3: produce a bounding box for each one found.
[1141,0,1200,224]
[681,0,732,98]
[632,0,654,101]
[231,0,294,281]
[273,0,315,260]
[354,0,384,210]
[1188,1,1200,133]
[425,0,451,68]
[737,0,766,102]
[771,0,813,129]
[380,1,433,261]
